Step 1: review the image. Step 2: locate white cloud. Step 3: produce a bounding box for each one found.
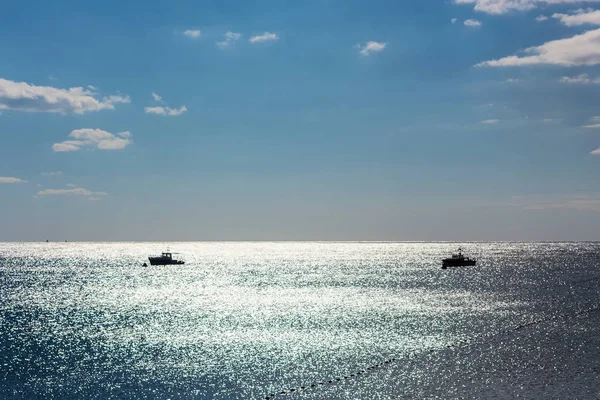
[52,129,132,152]
[464,19,482,27]
[152,92,162,102]
[559,73,600,83]
[592,147,600,154]
[543,118,555,123]
[144,105,187,116]
[249,32,279,44]
[217,31,242,48]
[454,0,600,15]
[41,171,63,176]
[591,116,600,121]
[0,177,26,184]
[184,29,201,39]
[0,78,130,114]
[553,9,600,26]
[476,28,600,67]
[451,18,459,23]
[88,85,97,90]
[506,78,520,82]
[481,119,500,124]
[36,187,107,199]
[66,183,77,187]
[536,15,549,21]
[583,123,600,128]
[357,41,387,56]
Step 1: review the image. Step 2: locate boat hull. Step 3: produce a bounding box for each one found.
[442,259,476,269]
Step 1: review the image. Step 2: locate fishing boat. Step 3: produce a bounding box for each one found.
[148,251,185,266]
[442,248,476,269]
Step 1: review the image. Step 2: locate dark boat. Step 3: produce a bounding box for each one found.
[148,252,185,266]
[442,248,476,269]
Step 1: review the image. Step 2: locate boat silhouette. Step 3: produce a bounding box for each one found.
[148,251,185,266]
[442,248,476,269]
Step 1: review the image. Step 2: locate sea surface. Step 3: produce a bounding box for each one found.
[1,242,599,399]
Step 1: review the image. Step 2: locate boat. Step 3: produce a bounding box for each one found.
[442,248,476,269]
[148,251,185,266]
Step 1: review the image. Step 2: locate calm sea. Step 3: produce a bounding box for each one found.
[1,242,599,399]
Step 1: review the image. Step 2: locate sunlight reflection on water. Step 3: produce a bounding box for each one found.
[1,242,599,399]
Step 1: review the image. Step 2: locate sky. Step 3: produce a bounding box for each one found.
[1,0,600,241]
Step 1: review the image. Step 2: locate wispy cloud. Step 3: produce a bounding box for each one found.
[451,18,458,23]
[0,177,27,184]
[464,19,482,27]
[151,92,162,102]
[357,41,387,56]
[36,187,107,200]
[560,73,600,84]
[41,171,63,177]
[144,105,187,116]
[581,115,600,128]
[481,119,500,124]
[536,15,549,22]
[476,28,600,67]
[52,129,132,152]
[184,29,201,39]
[592,147,600,154]
[553,8,600,26]
[249,32,279,44]
[0,78,130,114]
[217,31,242,48]
[525,197,600,211]
[506,78,520,83]
[454,0,600,15]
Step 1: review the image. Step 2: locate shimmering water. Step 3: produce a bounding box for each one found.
[1,242,599,399]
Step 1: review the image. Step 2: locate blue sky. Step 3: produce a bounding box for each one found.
[1,0,600,241]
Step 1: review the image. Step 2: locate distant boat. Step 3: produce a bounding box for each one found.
[442,248,476,269]
[148,251,185,266]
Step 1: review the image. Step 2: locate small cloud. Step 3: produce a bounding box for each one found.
[36,187,107,198]
[451,18,458,24]
[453,0,591,15]
[552,9,600,26]
[592,147,600,155]
[144,105,187,116]
[591,116,600,122]
[535,15,548,22]
[49,75,57,81]
[583,123,600,128]
[88,85,97,90]
[217,31,242,48]
[151,92,162,102]
[0,177,27,184]
[476,28,600,67]
[0,78,130,115]
[66,183,77,187]
[543,118,555,123]
[184,29,201,39]
[464,19,482,27]
[52,129,133,152]
[506,78,520,83]
[357,41,387,56]
[249,32,279,44]
[559,73,600,84]
[41,171,63,177]
[481,119,499,124]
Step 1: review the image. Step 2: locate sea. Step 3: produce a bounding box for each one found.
[1,242,599,400]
